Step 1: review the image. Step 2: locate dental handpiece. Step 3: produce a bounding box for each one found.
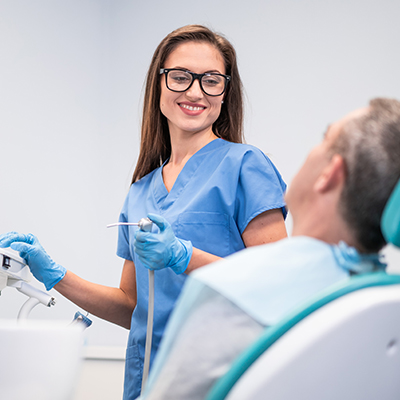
[106,217,153,232]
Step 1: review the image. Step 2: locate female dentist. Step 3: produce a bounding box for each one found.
[0,25,287,400]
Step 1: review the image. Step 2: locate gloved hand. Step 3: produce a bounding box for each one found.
[0,232,66,290]
[134,214,193,274]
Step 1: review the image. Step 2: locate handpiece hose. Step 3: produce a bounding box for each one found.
[107,218,154,392]
[142,269,154,391]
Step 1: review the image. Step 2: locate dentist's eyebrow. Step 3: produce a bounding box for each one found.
[171,67,223,74]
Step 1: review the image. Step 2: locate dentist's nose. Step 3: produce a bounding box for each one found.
[186,78,203,100]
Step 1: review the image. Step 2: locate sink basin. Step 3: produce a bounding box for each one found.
[0,320,84,400]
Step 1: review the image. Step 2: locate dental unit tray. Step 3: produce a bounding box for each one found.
[0,248,92,328]
[0,247,57,318]
[0,247,32,285]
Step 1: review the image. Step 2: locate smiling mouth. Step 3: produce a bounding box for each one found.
[179,103,206,111]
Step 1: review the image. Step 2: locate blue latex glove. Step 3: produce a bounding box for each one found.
[0,232,66,290]
[134,214,193,274]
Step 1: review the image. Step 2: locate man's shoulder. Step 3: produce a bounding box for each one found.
[194,236,332,281]
[191,237,345,327]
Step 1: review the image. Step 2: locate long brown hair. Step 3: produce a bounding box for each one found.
[131,25,244,183]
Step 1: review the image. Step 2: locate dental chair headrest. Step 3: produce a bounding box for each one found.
[381,179,400,247]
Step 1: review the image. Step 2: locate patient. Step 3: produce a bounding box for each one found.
[140,98,400,400]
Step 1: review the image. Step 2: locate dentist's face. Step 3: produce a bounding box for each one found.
[160,41,226,137]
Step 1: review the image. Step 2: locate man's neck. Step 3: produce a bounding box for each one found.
[291,213,357,250]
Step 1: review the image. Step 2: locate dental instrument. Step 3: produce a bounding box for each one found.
[1,247,92,329]
[107,217,154,391]
[0,247,56,319]
[107,217,153,231]
[71,311,93,329]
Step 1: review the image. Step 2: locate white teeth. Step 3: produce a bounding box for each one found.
[180,104,205,111]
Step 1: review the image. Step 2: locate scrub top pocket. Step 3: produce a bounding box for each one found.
[176,212,230,257]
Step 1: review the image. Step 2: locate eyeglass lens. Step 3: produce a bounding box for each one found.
[167,70,226,96]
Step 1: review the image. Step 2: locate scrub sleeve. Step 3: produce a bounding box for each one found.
[116,138,287,400]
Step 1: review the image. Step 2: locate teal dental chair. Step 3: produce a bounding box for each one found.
[206,179,400,400]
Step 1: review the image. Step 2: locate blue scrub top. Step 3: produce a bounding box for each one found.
[116,138,287,399]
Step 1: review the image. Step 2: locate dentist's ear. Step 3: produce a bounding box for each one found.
[314,154,346,193]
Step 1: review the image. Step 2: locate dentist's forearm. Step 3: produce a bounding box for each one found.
[185,248,221,273]
[55,262,136,329]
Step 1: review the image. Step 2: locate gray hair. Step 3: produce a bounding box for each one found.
[332,98,400,252]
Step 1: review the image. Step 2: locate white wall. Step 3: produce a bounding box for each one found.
[1,1,400,398]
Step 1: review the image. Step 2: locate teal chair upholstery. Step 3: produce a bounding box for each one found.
[206,274,400,400]
[206,179,400,400]
[382,179,400,247]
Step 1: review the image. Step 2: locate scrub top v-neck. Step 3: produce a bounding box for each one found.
[116,138,287,400]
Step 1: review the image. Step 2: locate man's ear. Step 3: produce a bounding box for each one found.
[314,154,346,193]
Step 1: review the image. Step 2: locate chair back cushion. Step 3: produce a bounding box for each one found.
[382,179,400,247]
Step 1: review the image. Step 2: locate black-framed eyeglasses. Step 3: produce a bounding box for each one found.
[160,68,231,97]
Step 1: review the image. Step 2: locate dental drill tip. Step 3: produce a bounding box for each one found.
[106,222,139,228]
